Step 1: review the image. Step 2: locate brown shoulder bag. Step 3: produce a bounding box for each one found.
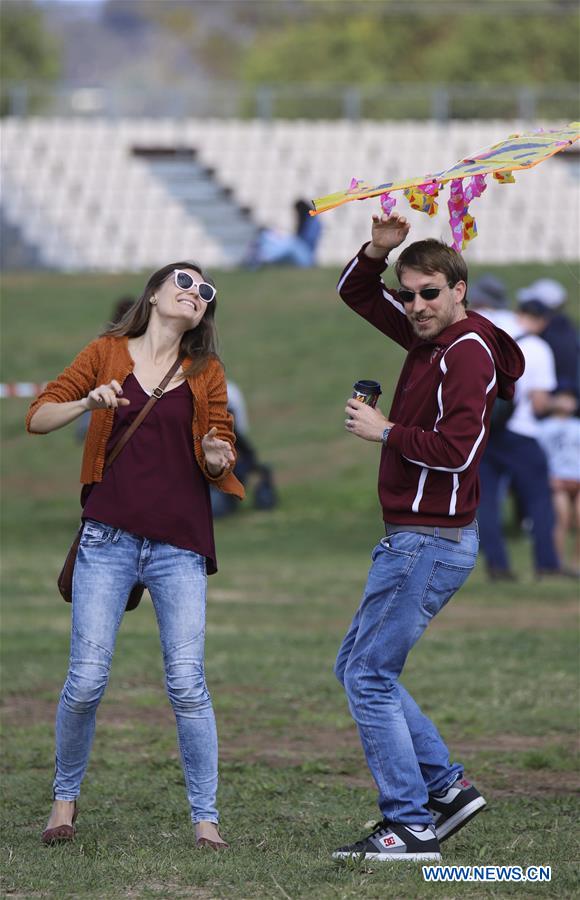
[57,356,184,611]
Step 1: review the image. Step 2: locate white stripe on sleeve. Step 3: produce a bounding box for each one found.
[337,257,407,317]
[337,257,359,292]
[382,287,406,315]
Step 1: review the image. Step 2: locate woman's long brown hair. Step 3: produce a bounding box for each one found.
[101,261,220,378]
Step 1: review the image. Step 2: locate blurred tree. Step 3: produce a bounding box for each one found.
[0,0,61,115]
[239,1,579,87]
[102,0,244,80]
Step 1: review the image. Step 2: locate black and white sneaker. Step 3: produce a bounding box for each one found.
[428,777,487,842]
[333,820,441,861]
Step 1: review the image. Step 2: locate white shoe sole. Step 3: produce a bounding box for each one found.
[436,796,487,841]
[332,851,442,861]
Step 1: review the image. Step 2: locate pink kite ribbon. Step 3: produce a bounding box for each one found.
[464,174,487,203]
[447,176,487,251]
[417,180,441,196]
[448,180,466,251]
[380,192,397,215]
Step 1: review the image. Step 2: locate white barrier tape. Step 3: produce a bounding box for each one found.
[0,383,47,398]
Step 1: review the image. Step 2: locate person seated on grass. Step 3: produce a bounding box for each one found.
[243,199,322,269]
[27,262,244,850]
[331,212,524,862]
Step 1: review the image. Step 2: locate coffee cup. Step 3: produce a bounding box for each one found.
[352,380,382,408]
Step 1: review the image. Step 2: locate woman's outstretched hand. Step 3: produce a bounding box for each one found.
[84,380,130,411]
[202,427,235,476]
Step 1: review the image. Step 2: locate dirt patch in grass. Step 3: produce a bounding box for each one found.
[210,589,296,605]
[4,697,576,759]
[311,766,580,798]
[483,767,579,797]
[214,595,580,626]
[2,473,76,499]
[5,694,577,801]
[453,734,577,753]
[217,728,577,767]
[124,885,216,899]
[432,599,578,632]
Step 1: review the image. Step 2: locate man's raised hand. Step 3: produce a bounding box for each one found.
[367,212,410,256]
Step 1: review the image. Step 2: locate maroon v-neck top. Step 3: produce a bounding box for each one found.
[82,373,217,573]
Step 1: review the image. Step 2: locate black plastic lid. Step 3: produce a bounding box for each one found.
[353,380,382,395]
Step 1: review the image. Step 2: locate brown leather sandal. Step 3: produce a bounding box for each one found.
[41,801,78,845]
[196,835,229,851]
[195,823,229,851]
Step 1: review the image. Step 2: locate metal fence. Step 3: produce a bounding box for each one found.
[3,81,579,121]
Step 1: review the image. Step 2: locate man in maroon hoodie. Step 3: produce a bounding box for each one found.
[332,213,524,862]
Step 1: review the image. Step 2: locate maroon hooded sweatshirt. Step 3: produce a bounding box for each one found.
[338,245,525,527]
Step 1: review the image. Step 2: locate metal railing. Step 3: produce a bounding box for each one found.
[3,81,579,122]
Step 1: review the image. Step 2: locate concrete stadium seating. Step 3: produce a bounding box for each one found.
[1,118,578,270]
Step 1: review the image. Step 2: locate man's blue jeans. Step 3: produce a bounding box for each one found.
[54,519,219,824]
[335,525,478,825]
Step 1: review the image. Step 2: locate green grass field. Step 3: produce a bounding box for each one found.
[1,262,579,899]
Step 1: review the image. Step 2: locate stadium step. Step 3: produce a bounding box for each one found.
[142,153,257,267]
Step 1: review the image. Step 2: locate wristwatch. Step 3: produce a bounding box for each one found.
[381,425,392,445]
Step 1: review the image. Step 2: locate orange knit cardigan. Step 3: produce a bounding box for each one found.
[26,335,245,500]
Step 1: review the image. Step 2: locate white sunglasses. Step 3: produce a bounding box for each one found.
[173,269,216,303]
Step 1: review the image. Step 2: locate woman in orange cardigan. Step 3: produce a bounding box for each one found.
[27,262,244,849]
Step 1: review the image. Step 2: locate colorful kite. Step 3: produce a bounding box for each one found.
[310,123,579,251]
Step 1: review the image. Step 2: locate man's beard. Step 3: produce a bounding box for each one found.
[410,308,457,339]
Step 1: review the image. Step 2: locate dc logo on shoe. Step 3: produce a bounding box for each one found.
[381,835,397,847]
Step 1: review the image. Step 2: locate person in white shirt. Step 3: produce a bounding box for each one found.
[478,302,567,578]
[506,327,557,441]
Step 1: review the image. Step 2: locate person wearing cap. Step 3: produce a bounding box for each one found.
[468,275,519,337]
[330,213,524,862]
[516,279,579,398]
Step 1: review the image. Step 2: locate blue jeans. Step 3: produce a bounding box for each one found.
[54,520,219,824]
[478,430,559,572]
[335,525,479,825]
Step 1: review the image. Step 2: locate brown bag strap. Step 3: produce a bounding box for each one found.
[104,355,185,471]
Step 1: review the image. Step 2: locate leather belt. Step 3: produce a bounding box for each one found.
[384,519,477,544]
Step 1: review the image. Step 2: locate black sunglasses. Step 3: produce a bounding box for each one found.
[398,284,454,304]
[173,270,216,303]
